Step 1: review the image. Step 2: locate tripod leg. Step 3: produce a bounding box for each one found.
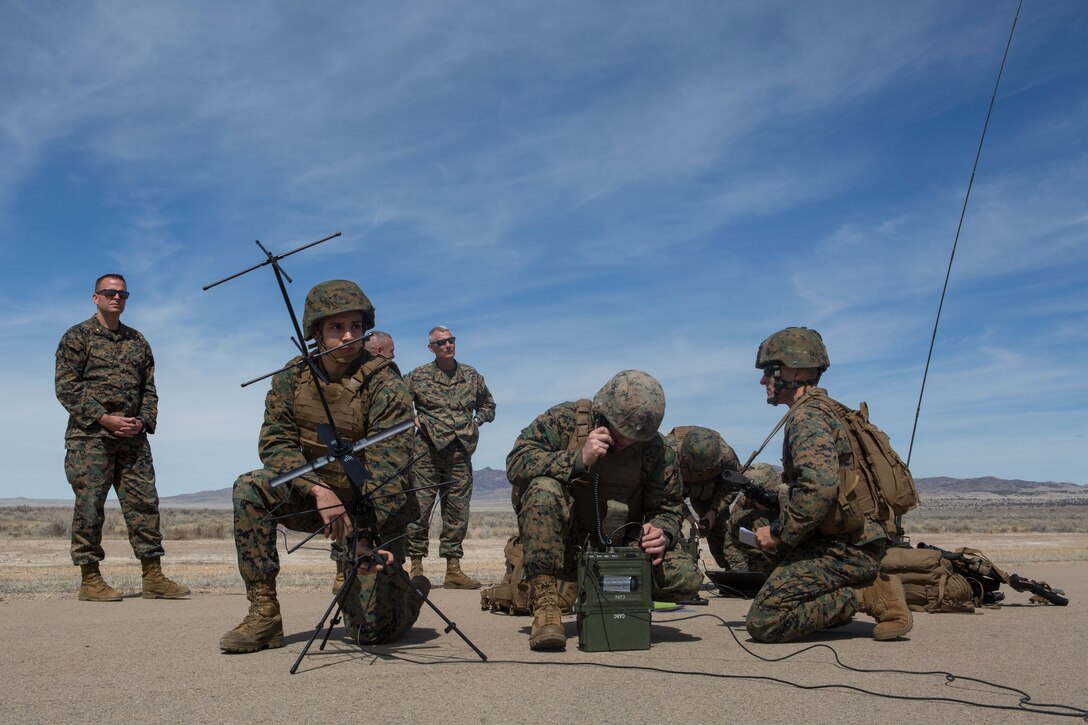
[290,565,360,675]
[320,531,368,651]
[386,561,488,662]
[319,562,361,651]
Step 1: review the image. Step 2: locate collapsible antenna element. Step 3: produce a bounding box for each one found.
[203,232,485,671]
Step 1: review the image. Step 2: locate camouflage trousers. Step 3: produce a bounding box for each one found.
[64,436,164,565]
[232,469,422,645]
[745,534,884,643]
[517,476,702,601]
[406,439,473,559]
[720,501,777,573]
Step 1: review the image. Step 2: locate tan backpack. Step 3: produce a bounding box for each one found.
[480,535,577,615]
[880,546,975,613]
[804,395,920,535]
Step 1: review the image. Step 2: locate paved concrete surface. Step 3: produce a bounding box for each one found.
[2,562,1085,724]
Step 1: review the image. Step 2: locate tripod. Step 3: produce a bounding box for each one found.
[287,477,487,674]
[205,232,488,672]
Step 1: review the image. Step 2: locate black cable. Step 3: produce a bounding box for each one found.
[907,0,1023,467]
[645,610,1087,720]
[607,521,643,542]
[370,617,1086,721]
[276,527,326,554]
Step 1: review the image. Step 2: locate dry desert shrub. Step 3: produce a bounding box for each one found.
[0,507,72,538]
[466,510,517,539]
[2,501,1083,541]
[903,503,1088,535]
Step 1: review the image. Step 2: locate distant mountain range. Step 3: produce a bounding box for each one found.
[3,468,1084,510]
[913,476,1085,495]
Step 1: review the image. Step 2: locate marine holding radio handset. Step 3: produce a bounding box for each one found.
[505,370,703,651]
[586,411,668,564]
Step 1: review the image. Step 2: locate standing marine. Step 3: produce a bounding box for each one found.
[506,370,701,651]
[745,327,912,643]
[219,280,427,654]
[405,326,496,589]
[55,273,189,602]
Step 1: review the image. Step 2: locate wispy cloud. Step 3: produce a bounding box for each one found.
[3,1,1086,499]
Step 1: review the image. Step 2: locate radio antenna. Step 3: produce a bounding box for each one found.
[906,0,1023,468]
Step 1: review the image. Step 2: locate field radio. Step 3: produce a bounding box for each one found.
[576,546,652,652]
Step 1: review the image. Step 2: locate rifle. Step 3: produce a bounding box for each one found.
[720,469,779,511]
[917,542,1068,606]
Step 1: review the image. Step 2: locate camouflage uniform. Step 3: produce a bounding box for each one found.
[745,389,889,642]
[228,278,423,646]
[55,316,164,566]
[661,427,740,569]
[721,462,781,573]
[405,361,496,559]
[507,402,701,602]
[231,350,420,642]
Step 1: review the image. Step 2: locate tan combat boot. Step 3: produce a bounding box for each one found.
[78,562,122,602]
[528,574,566,651]
[219,579,284,654]
[444,557,481,590]
[853,572,913,640]
[410,556,424,579]
[141,557,191,599]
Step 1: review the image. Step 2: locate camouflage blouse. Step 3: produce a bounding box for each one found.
[260,356,414,529]
[506,401,682,542]
[779,389,886,547]
[406,360,495,455]
[55,316,157,440]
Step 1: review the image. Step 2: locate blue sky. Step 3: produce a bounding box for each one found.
[2,1,1086,500]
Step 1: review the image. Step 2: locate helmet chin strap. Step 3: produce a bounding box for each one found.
[765,364,820,406]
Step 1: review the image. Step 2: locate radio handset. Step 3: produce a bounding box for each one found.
[593,413,615,453]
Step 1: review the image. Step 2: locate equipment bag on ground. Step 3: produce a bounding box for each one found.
[880,546,975,613]
[480,535,577,615]
[916,543,1068,607]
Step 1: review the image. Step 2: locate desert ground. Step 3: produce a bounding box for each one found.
[1,505,1086,723]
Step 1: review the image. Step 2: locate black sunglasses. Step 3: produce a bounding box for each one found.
[431,337,456,347]
[96,289,130,299]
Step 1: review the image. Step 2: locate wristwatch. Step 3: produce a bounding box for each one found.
[769,519,782,539]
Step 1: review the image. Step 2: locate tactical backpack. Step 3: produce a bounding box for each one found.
[480,535,577,615]
[916,543,1068,607]
[803,394,920,536]
[479,534,531,614]
[880,546,975,613]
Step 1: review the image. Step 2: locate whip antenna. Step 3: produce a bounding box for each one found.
[906,0,1023,467]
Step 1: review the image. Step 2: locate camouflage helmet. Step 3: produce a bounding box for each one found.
[680,427,726,478]
[745,462,783,493]
[755,327,830,371]
[592,370,665,443]
[302,280,376,340]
